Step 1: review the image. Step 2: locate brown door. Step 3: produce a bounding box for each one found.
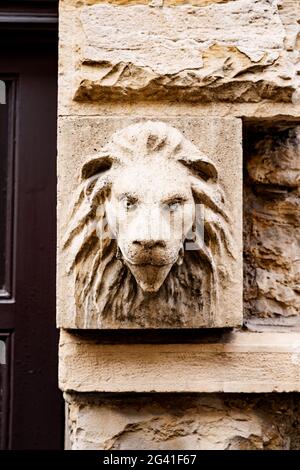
[0,2,63,449]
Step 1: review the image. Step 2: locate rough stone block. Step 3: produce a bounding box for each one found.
[58,0,300,107]
[65,393,300,450]
[244,124,300,328]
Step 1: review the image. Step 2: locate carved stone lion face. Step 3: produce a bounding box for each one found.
[64,121,232,327]
[105,159,195,292]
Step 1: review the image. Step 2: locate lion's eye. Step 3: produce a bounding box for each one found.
[167,200,182,212]
[122,198,137,210]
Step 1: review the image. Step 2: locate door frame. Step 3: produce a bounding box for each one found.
[0,0,63,450]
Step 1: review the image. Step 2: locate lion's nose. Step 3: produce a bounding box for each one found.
[132,240,166,249]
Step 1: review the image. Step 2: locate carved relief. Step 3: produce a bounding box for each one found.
[62,121,237,328]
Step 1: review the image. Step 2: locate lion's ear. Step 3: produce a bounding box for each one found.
[81,153,113,180]
[178,156,217,182]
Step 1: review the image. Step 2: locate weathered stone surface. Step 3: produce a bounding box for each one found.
[59,330,300,392]
[58,0,300,451]
[165,0,237,5]
[65,393,300,450]
[59,0,300,105]
[244,125,300,327]
[61,0,238,6]
[57,117,242,328]
[61,0,149,6]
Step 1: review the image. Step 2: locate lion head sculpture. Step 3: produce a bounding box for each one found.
[63,121,233,328]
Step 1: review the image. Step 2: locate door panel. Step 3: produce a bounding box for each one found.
[0,79,9,296]
[0,333,10,450]
[0,3,63,449]
[0,79,15,304]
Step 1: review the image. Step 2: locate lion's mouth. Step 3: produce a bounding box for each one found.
[122,260,174,293]
[125,259,173,267]
[121,246,184,268]
[121,254,178,268]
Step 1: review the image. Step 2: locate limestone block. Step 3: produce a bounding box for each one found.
[59,330,300,392]
[244,125,300,327]
[57,117,242,328]
[65,393,300,450]
[58,0,300,107]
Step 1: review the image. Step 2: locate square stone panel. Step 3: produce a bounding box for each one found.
[57,117,242,328]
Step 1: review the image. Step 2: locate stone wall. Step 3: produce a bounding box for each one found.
[58,0,300,449]
[244,122,300,328]
[66,394,300,450]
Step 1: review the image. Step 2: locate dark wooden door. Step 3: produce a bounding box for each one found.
[0,1,63,450]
